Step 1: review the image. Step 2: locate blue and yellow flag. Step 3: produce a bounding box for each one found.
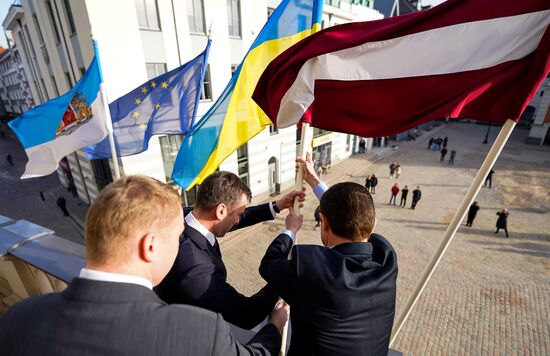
[172,0,323,189]
[86,40,211,159]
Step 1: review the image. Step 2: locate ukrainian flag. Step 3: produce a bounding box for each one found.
[172,0,323,189]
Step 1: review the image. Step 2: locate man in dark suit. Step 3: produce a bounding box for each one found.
[259,157,398,355]
[155,171,304,330]
[0,176,286,355]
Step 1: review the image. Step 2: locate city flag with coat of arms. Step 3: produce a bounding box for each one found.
[8,55,108,178]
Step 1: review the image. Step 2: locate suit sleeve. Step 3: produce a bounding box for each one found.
[259,234,300,304]
[230,203,274,231]
[212,314,281,356]
[180,260,278,330]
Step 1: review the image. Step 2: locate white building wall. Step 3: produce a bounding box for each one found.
[527,79,550,145]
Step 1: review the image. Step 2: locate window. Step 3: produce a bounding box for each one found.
[267,7,275,19]
[145,62,167,79]
[63,0,77,34]
[51,75,60,96]
[200,65,212,101]
[159,135,183,182]
[187,0,206,33]
[237,144,249,186]
[45,1,61,43]
[227,0,241,37]
[32,15,45,44]
[269,124,278,135]
[65,72,73,87]
[313,127,330,138]
[135,0,160,30]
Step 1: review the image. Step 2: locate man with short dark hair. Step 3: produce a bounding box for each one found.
[155,171,304,330]
[0,176,287,355]
[259,157,398,355]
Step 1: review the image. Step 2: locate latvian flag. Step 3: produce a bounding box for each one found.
[253,0,550,137]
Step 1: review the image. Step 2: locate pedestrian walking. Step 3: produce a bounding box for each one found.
[466,201,479,226]
[400,185,409,207]
[395,164,402,179]
[389,183,400,205]
[411,186,422,209]
[440,148,448,162]
[484,169,494,188]
[495,209,509,237]
[6,154,14,167]
[56,197,70,217]
[365,175,371,189]
[389,162,396,178]
[314,206,321,230]
[443,136,448,148]
[448,150,456,165]
[428,138,434,149]
[370,174,378,194]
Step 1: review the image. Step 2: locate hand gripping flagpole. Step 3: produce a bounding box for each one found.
[390,118,517,347]
[92,36,121,180]
[279,122,311,356]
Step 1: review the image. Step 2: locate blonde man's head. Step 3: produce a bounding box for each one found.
[85,175,182,265]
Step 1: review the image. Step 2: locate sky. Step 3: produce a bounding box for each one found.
[0,0,449,49]
[0,0,14,48]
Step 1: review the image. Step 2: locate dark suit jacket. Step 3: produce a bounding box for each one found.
[260,233,398,356]
[155,203,279,330]
[0,278,281,356]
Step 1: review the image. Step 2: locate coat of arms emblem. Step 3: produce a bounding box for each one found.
[55,91,94,136]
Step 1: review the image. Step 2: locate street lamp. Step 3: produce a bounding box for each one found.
[483,125,491,144]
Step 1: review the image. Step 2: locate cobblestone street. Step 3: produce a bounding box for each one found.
[220,122,550,354]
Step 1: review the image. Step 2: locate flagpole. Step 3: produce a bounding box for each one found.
[389,118,517,347]
[92,37,121,180]
[279,122,311,356]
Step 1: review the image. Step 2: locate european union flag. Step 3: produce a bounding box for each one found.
[86,40,211,159]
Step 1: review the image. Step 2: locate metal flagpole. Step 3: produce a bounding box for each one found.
[92,36,121,180]
[280,122,311,356]
[390,118,517,347]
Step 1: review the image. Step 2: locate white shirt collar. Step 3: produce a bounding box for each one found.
[185,212,217,246]
[79,268,153,290]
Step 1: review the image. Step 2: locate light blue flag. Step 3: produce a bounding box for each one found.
[86,40,211,159]
[8,51,108,178]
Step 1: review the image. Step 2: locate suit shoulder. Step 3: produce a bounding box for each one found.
[1,293,60,323]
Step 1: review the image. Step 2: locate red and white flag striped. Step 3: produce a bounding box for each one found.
[253,0,550,137]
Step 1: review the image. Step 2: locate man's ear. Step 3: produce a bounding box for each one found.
[320,213,330,234]
[215,203,227,220]
[139,233,156,262]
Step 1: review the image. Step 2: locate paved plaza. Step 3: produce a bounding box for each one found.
[1,121,549,353]
[221,122,550,354]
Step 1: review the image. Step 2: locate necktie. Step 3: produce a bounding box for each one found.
[212,239,222,258]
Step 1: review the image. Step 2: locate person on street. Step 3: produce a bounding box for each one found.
[56,196,70,217]
[314,206,321,230]
[6,154,14,167]
[466,202,479,227]
[400,186,409,207]
[495,209,509,237]
[389,162,396,178]
[448,150,456,165]
[485,169,494,188]
[440,148,448,162]
[395,164,402,179]
[411,187,422,210]
[389,183,400,205]
[370,174,378,194]
[365,175,371,190]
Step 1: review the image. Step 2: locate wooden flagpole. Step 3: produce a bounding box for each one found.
[390,119,517,347]
[280,123,311,356]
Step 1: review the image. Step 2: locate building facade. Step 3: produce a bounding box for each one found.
[526,78,550,146]
[3,0,382,204]
[0,31,34,118]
